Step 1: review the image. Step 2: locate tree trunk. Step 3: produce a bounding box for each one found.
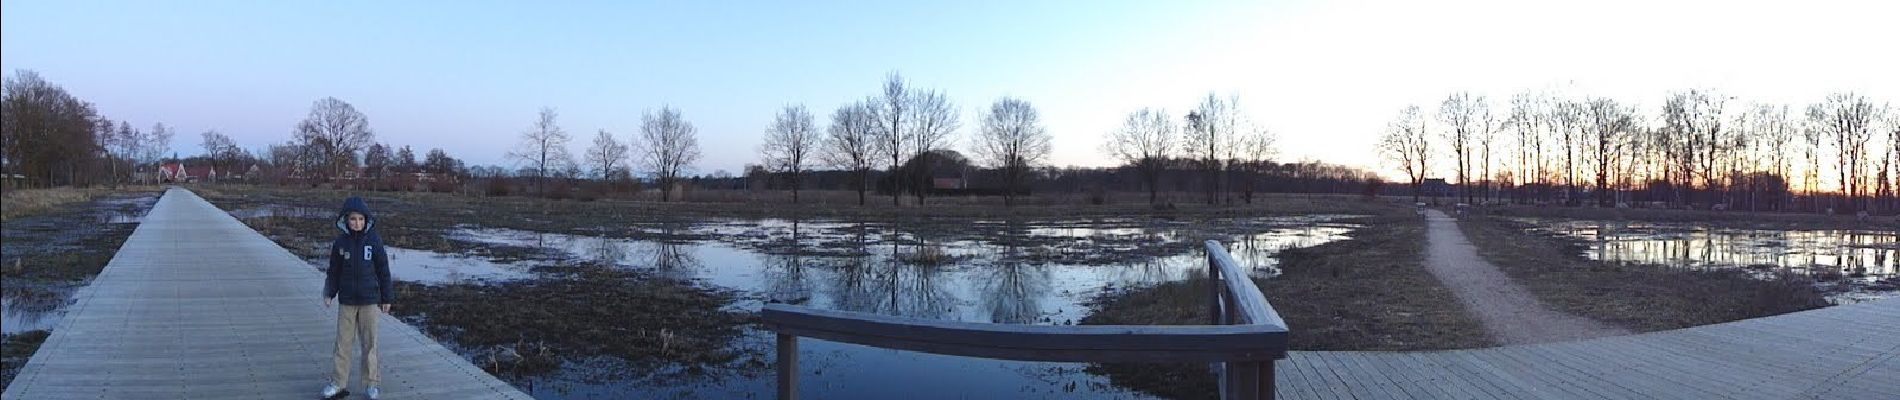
[856,168,869,206]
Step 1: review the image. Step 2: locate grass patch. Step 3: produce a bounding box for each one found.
[388,263,752,379]
[0,186,163,221]
[1459,214,1831,332]
[0,330,51,392]
[1079,211,1490,399]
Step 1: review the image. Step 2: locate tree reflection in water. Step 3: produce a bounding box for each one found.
[982,221,1050,324]
[634,223,701,277]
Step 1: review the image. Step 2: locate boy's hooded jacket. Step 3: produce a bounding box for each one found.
[324,196,393,305]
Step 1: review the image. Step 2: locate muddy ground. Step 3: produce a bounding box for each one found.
[1458,215,1834,332]
[390,262,754,380]
[0,189,161,392]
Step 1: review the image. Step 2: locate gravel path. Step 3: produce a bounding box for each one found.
[1420,209,1631,345]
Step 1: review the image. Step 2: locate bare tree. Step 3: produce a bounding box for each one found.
[1102,108,1175,204]
[362,142,391,179]
[761,104,817,203]
[871,72,912,205]
[1810,93,1880,212]
[1507,92,1545,199]
[973,97,1051,206]
[1,70,105,187]
[823,102,878,205]
[201,130,246,179]
[639,105,701,202]
[1551,98,1585,205]
[1475,100,1500,202]
[1585,98,1637,207]
[293,97,373,180]
[1183,93,1237,204]
[585,129,629,180]
[908,89,959,205]
[1883,110,1900,212]
[506,107,571,190]
[1379,105,1430,202]
[1439,92,1483,204]
[1236,123,1278,204]
[1800,110,1826,208]
[395,145,417,173]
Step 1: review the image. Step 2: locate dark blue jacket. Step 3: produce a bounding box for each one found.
[324,196,394,305]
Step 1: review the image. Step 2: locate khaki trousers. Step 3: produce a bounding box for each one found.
[332,304,381,387]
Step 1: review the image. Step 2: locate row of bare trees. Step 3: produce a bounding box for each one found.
[2,70,180,188]
[752,72,1054,207]
[1102,93,1278,205]
[505,105,702,201]
[1380,89,1900,213]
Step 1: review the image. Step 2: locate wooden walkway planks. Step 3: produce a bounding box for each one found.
[3,188,530,400]
[1278,298,1900,399]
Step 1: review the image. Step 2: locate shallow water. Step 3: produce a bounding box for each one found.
[1521,219,1900,301]
[305,247,537,285]
[0,283,76,334]
[0,192,159,334]
[424,216,1357,398]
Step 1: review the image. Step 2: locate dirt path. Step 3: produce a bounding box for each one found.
[1420,209,1631,345]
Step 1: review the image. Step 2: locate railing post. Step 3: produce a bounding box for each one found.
[1261,360,1277,400]
[1207,245,1222,325]
[777,333,798,400]
[1224,361,1261,400]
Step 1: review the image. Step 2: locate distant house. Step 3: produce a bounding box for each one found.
[157,163,222,183]
[932,177,966,190]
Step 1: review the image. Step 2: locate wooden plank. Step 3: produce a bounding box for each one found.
[1284,353,1347,400]
[0,188,531,400]
[1307,351,1387,399]
[1565,337,1739,399]
[1413,351,1516,400]
[1468,347,1603,399]
[1377,352,1490,400]
[1280,353,1342,400]
[1504,344,1638,400]
[1331,352,1414,399]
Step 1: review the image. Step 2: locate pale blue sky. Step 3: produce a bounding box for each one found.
[5,0,1896,177]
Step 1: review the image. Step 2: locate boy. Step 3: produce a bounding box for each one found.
[321,196,394,400]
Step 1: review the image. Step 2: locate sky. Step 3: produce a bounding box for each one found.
[4,0,1897,178]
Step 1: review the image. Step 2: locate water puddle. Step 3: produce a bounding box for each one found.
[227,205,331,220]
[1520,219,1900,302]
[0,191,160,334]
[0,282,77,334]
[423,216,1357,398]
[309,247,536,285]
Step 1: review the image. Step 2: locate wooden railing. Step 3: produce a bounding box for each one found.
[761,240,1289,399]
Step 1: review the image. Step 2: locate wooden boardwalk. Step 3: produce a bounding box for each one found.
[3,188,529,400]
[1277,297,1900,399]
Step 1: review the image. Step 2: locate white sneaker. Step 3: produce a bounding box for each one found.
[320,383,342,398]
[366,386,381,400]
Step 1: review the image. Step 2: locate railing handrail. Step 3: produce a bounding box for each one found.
[1205,240,1289,329]
[762,241,1287,400]
[762,304,1287,363]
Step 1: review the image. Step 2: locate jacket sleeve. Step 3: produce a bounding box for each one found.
[323,243,340,299]
[373,238,394,304]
